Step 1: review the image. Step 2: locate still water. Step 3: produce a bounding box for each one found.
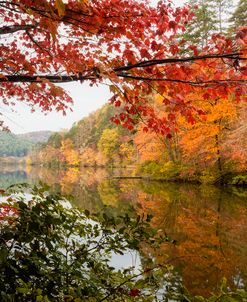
[0,164,247,297]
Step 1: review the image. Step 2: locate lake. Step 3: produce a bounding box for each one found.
[0,164,247,299]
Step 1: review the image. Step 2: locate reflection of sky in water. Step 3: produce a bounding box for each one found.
[110,250,141,272]
[0,169,29,189]
[234,271,245,289]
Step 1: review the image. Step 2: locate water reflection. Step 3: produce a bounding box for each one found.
[0,165,246,297]
[136,182,247,297]
[0,164,30,188]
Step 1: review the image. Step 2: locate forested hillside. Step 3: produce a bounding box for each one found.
[29,105,136,167]
[0,131,54,157]
[0,132,34,157]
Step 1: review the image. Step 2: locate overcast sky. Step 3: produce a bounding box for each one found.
[2,0,185,134]
[2,83,111,134]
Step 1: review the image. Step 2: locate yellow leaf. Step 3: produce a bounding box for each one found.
[55,0,65,17]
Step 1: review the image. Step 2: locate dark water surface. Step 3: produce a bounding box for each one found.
[0,165,247,297]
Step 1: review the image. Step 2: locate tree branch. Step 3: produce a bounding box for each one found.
[25,30,53,57]
[0,24,35,35]
[1,73,246,87]
[0,74,96,83]
[0,52,246,86]
[117,73,247,86]
[114,52,245,72]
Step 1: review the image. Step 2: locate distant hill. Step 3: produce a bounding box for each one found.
[0,131,54,157]
[0,132,34,157]
[17,131,54,143]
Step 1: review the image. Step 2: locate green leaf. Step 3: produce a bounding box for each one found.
[36,295,43,302]
[194,296,205,301]
[16,287,29,294]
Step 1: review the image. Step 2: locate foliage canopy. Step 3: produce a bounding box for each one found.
[0,0,246,133]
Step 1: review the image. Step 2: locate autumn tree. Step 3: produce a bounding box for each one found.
[79,146,107,167]
[98,128,120,165]
[134,125,166,163]
[37,144,61,165]
[60,138,79,166]
[0,0,246,134]
[222,103,247,171]
[119,141,136,165]
[179,91,238,180]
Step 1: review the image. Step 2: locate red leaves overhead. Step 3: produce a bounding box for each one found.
[0,0,246,133]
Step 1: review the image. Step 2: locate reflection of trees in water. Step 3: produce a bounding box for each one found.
[135,182,247,297]
[27,167,138,214]
[28,167,104,212]
[0,170,29,188]
[98,180,119,207]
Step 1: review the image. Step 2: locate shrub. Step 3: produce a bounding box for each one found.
[231,175,247,186]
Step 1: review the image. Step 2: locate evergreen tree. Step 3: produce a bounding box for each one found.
[181,0,233,51]
[182,0,216,49]
[0,132,34,157]
[208,0,233,33]
[229,0,247,32]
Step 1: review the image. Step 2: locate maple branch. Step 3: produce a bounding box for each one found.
[1,73,247,87]
[117,74,247,86]
[114,52,245,72]
[25,30,53,57]
[0,74,96,83]
[0,24,35,35]
[0,2,91,32]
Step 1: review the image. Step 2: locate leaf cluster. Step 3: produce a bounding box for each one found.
[0,185,164,301]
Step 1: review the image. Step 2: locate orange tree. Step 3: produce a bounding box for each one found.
[0,0,246,132]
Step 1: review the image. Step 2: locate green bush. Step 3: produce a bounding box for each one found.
[139,161,183,180]
[199,171,220,184]
[159,161,183,180]
[0,185,165,301]
[231,175,247,186]
[139,161,161,177]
